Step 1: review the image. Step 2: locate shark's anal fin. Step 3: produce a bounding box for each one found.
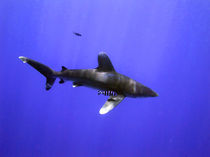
[72,82,83,88]
[96,52,115,72]
[59,79,65,84]
[99,94,125,114]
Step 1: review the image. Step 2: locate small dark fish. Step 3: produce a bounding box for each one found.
[73,32,82,36]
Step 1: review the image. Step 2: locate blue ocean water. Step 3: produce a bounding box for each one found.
[1,0,210,157]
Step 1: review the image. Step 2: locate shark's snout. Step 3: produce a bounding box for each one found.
[150,90,158,97]
[142,86,158,97]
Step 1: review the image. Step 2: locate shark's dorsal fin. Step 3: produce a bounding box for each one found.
[96,52,115,72]
[61,66,67,72]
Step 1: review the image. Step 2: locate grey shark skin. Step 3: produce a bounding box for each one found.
[19,52,158,114]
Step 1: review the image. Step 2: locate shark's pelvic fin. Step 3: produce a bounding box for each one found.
[96,52,115,72]
[72,82,83,88]
[99,94,125,114]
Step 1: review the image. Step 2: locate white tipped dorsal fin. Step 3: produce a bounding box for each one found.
[97,52,115,72]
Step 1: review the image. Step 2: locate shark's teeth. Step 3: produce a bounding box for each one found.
[19,56,28,63]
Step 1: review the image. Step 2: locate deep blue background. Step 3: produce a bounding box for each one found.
[1,0,210,157]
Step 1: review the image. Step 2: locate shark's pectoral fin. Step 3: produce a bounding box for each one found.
[99,94,125,114]
[96,52,115,72]
[72,82,83,88]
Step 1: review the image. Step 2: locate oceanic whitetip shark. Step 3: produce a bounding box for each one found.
[19,52,158,114]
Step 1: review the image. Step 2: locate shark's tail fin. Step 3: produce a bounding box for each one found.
[19,56,56,90]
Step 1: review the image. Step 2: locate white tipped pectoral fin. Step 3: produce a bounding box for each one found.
[99,103,114,115]
[99,95,125,115]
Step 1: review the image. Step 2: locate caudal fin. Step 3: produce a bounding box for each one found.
[19,56,56,90]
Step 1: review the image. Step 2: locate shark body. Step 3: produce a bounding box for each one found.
[19,52,158,114]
